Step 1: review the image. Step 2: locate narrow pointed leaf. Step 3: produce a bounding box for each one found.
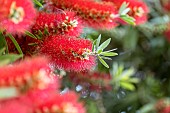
[33,0,43,7]
[119,2,129,14]
[8,34,23,55]
[98,56,109,68]
[97,38,111,51]
[100,52,118,56]
[0,48,5,55]
[25,31,37,39]
[96,34,101,49]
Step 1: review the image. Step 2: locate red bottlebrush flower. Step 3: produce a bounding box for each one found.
[0,0,36,35]
[155,98,170,113]
[0,57,58,94]
[69,71,112,92]
[31,91,86,113]
[161,0,170,11]
[165,29,170,42]
[104,0,149,25]
[51,0,118,29]
[0,98,33,113]
[32,11,83,37]
[161,106,170,113]
[164,24,170,43]
[40,35,96,72]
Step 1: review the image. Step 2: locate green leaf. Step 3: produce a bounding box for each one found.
[100,52,118,56]
[98,56,109,68]
[33,0,43,7]
[104,48,117,53]
[121,8,131,15]
[0,87,18,99]
[120,82,135,91]
[0,32,9,53]
[100,56,112,60]
[120,15,136,25]
[97,49,103,54]
[96,34,101,49]
[92,40,97,52]
[25,31,37,39]
[0,54,23,66]
[0,48,5,55]
[119,2,129,14]
[8,34,23,55]
[97,38,111,51]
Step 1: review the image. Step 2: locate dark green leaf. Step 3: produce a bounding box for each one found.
[0,32,9,53]
[98,56,109,68]
[8,34,23,55]
[25,31,37,39]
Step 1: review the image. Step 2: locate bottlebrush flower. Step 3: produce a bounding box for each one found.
[161,0,170,11]
[40,35,96,72]
[0,0,36,35]
[0,98,33,113]
[0,57,57,94]
[51,0,118,29]
[104,0,149,25]
[155,98,170,113]
[32,11,83,37]
[164,24,170,42]
[31,91,86,113]
[69,71,112,92]
[165,29,170,42]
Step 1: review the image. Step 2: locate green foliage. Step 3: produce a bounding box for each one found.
[119,2,136,25]
[0,87,18,99]
[93,35,118,68]
[111,63,139,91]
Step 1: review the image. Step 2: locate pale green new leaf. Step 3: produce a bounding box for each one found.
[0,54,23,66]
[98,56,109,68]
[100,52,118,56]
[0,87,18,99]
[120,82,135,91]
[119,2,129,14]
[97,38,111,51]
[120,15,136,25]
[96,34,101,49]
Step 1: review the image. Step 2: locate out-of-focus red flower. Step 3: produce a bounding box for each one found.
[165,29,170,42]
[0,98,33,113]
[40,35,96,72]
[161,0,170,11]
[31,91,86,113]
[0,0,36,35]
[51,0,118,29]
[0,57,57,94]
[155,98,170,113]
[161,106,170,113]
[32,11,83,37]
[104,0,149,25]
[69,71,112,92]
